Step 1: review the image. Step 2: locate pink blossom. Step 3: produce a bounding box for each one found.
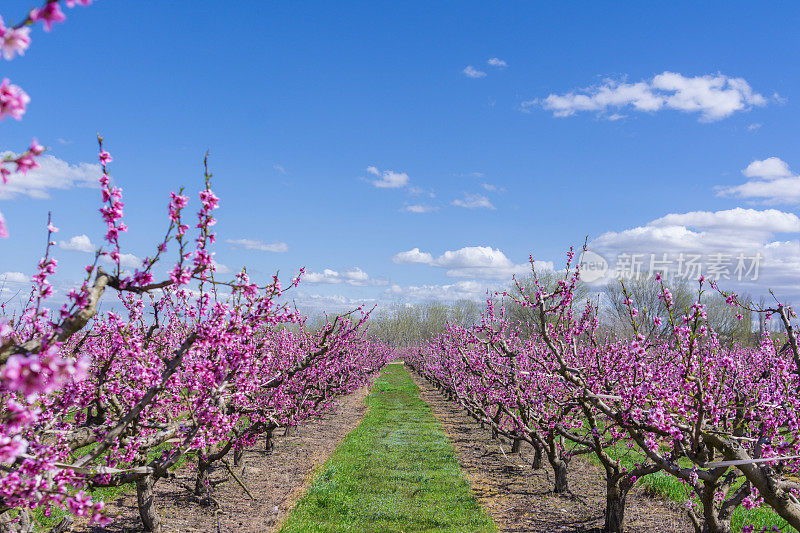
[0,211,7,238]
[0,22,31,60]
[0,78,30,120]
[14,153,38,173]
[0,435,27,462]
[98,150,113,165]
[29,138,45,155]
[30,3,67,32]
[169,265,192,286]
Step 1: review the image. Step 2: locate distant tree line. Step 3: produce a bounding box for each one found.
[367,270,784,348]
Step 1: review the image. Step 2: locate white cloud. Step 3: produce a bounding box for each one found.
[101,253,142,270]
[432,246,532,279]
[742,157,792,180]
[651,208,800,234]
[394,245,545,280]
[55,234,140,269]
[273,164,287,175]
[403,204,438,214]
[385,280,492,302]
[527,71,767,122]
[227,238,289,253]
[304,269,341,284]
[462,65,486,79]
[716,158,800,204]
[408,186,435,197]
[366,166,410,189]
[487,57,507,68]
[291,292,376,313]
[452,193,495,209]
[0,154,101,200]
[748,123,762,131]
[303,267,388,287]
[212,260,232,274]
[590,207,800,296]
[393,248,434,264]
[1,272,29,284]
[59,234,96,253]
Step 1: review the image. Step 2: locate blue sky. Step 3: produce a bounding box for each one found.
[2,1,799,311]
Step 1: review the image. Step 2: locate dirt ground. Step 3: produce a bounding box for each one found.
[409,370,695,533]
[81,384,370,533]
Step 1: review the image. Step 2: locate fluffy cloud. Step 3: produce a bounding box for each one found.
[743,157,792,179]
[59,234,96,253]
[590,207,800,296]
[385,280,492,302]
[101,253,142,270]
[716,157,800,204]
[365,166,409,189]
[0,271,30,299]
[526,72,767,122]
[462,65,486,79]
[1,272,29,284]
[487,57,507,68]
[452,193,495,210]
[291,292,376,313]
[303,267,388,287]
[652,208,800,234]
[392,248,434,264]
[393,245,543,280]
[212,261,232,274]
[403,204,438,214]
[226,238,289,253]
[0,154,101,200]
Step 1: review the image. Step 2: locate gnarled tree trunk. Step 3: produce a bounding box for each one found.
[136,474,162,533]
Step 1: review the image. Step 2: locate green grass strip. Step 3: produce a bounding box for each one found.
[279,363,496,533]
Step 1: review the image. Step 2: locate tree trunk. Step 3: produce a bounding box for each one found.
[532,443,543,469]
[553,461,569,493]
[233,446,244,467]
[700,519,732,533]
[0,509,32,533]
[699,490,732,533]
[265,427,275,454]
[194,457,210,496]
[136,474,162,533]
[511,437,522,453]
[283,426,294,437]
[604,479,627,533]
[48,516,73,533]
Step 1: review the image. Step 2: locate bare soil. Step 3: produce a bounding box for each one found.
[80,384,370,532]
[409,370,695,533]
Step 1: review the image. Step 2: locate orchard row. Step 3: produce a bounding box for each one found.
[405,252,800,533]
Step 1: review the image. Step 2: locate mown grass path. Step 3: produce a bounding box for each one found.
[279,362,496,533]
